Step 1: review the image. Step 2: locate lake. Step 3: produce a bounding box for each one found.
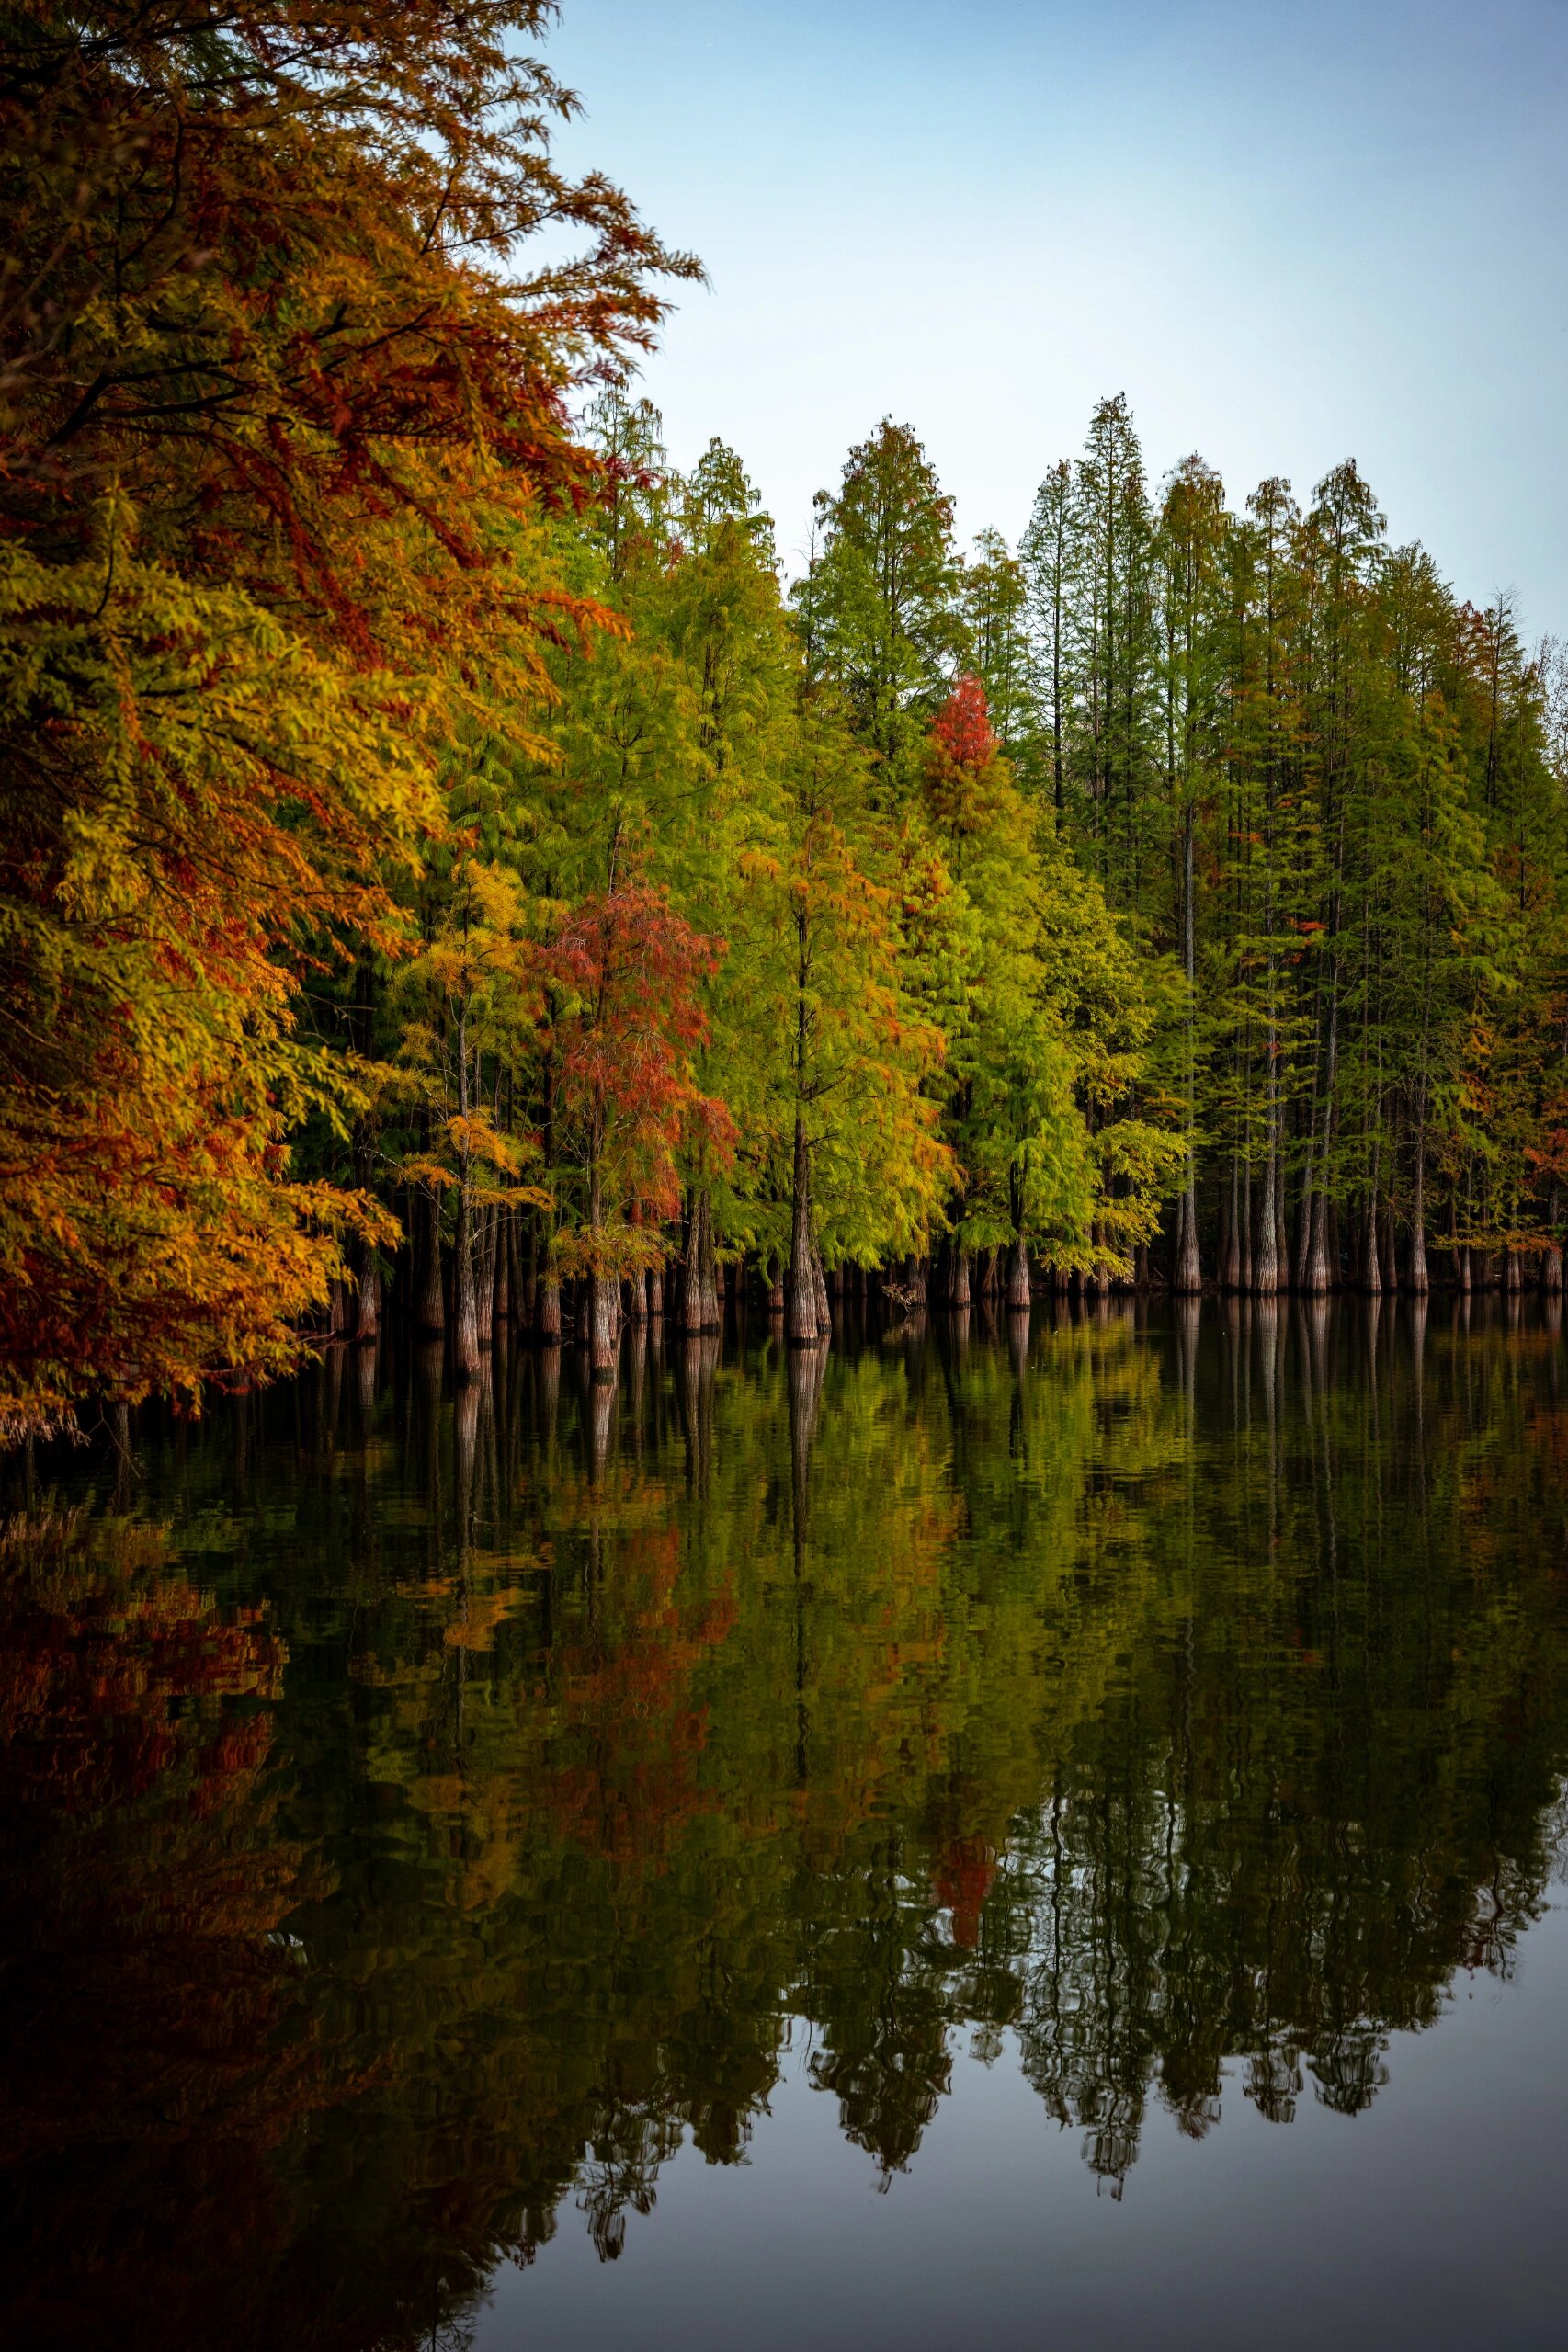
[5,1295,1568,2350]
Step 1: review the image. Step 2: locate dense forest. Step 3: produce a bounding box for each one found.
[6,0,1568,1438]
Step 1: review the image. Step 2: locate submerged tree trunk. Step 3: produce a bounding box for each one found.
[1358,1204,1382,1294]
[453,1184,482,1381]
[350,1232,381,1343]
[948,1246,971,1308]
[415,1186,445,1335]
[787,1112,819,1346]
[812,1247,831,1334]
[587,1273,619,1380]
[680,1185,721,1334]
[1221,1166,1242,1291]
[492,1214,510,1327]
[1172,1187,1201,1294]
[1407,1144,1430,1294]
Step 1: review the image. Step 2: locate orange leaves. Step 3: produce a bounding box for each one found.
[1,2,693,1430]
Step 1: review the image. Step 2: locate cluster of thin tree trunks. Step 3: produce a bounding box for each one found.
[321,1187,1567,1378]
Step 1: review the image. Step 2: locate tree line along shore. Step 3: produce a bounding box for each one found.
[5,4,1564,1435]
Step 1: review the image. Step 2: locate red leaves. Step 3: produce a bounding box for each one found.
[931,675,996,773]
[543,879,733,1232]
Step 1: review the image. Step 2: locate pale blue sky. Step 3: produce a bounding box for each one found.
[544,0,1568,630]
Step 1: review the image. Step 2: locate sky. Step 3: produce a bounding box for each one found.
[540,0,1568,631]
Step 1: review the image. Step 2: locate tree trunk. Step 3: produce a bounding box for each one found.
[492,1215,510,1328]
[787,1113,818,1346]
[948,1246,971,1308]
[535,1267,562,1345]
[415,1187,445,1335]
[1253,1169,1279,1295]
[453,1186,482,1380]
[350,1233,381,1342]
[648,1263,664,1319]
[680,1185,721,1334]
[812,1248,831,1335]
[1358,1206,1381,1294]
[1006,1233,1031,1309]
[1172,1187,1201,1294]
[587,1272,619,1381]
[1222,1166,1241,1298]
[1407,1151,1430,1294]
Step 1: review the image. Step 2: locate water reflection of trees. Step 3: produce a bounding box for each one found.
[3,1299,1568,2341]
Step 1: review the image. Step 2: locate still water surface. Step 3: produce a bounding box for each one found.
[6,1298,1568,2349]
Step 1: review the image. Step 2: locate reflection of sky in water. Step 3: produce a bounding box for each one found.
[496,1903,1568,2352]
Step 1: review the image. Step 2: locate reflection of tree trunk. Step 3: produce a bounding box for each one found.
[1007,1303,1029,1381]
[627,1314,646,1433]
[1408,1290,1428,1399]
[1175,1295,1200,1416]
[536,1344,560,1446]
[455,1372,486,1565]
[1363,1287,1381,1382]
[788,1337,827,1545]
[415,1340,443,1514]
[787,1338,825,1793]
[492,1213,511,1326]
[676,1335,720,1492]
[586,1368,616,1482]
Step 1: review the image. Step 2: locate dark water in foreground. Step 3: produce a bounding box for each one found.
[5,1298,1568,2351]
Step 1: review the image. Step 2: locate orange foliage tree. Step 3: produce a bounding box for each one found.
[0,3,695,1434]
